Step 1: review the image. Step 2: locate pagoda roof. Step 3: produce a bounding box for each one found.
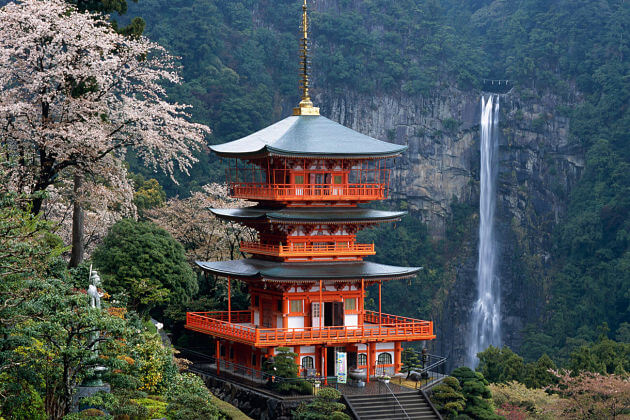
[210,207,406,224]
[210,115,406,159]
[196,259,421,282]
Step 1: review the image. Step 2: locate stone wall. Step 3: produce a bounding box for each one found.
[197,373,312,420]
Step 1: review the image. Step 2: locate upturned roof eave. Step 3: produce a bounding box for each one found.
[209,207,407,223]
[210,144,407,160]
[195,259,422,283]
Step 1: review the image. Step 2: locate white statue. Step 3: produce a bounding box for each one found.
[88,270,102,309]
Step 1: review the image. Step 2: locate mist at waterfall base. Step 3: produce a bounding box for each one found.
[467,95,502,368]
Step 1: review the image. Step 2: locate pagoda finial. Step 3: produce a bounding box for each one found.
[293,0,319,116]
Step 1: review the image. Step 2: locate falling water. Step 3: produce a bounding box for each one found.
[468,95,501,367]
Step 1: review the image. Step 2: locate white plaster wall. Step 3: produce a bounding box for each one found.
[288,316,305,329]
[344,314,358,328]
[300,345,315,354]
[376,342,394,350]
[277,316,283,329]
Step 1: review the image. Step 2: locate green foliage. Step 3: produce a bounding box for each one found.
[129,173,166,218]
[358,210,443,318]
[165,373,224,420]
[523,354,558,389]
[0,374,46,420]
[567,334,630,375]
[294,387,350,420]
[489,381,559,420]
[263,347,312,395]
[93,219,197,317]
[451,367,502,420]
[431,376,466,418]
[477,346,526,384]
[401,347,422,374]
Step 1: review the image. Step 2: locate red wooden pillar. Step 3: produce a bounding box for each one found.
[378,281,382,335]
[216,340,221,375]
[360,278,365,326]
[319,279,323,329]
[367,342,375,383]
[294,345,301,374]
[315,345,322,376]
[325,347,329,382]
[394,342,402,373]
[227,276,232,323]
[282,297,289,329]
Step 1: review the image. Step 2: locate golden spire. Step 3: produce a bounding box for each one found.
[293,0,319,116]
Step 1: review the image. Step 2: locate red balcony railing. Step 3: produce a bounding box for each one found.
[239,241,376,258]
[185,310,435,347]
[230,183,386,202]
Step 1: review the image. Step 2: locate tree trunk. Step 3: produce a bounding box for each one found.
[69,172,84,268]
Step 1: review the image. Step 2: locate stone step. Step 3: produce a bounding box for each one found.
[345,391,441,420]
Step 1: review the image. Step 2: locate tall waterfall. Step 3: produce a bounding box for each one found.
[468,95,501,367]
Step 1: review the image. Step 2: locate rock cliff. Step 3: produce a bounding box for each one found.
[313,86,584,368]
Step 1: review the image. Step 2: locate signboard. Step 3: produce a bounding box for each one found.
[335,351,347,384]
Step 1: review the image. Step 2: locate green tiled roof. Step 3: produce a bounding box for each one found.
[210,207,406,223]
[210,115,406,158]
[196,259,421,282]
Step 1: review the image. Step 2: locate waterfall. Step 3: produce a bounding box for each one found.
[468,95,501,367]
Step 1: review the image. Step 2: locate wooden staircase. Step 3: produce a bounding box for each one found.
[344,390,441,420]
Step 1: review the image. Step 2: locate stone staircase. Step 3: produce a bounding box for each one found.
[344,390,441,420]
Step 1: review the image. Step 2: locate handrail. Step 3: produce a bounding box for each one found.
[230,182,386,201]
[185,311,435,346]
[384,382,411,420]
[239,241,375,257]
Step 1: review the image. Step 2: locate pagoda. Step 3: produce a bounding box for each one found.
[186,0,435,382]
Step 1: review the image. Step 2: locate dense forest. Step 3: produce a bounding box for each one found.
[1,0,630,418]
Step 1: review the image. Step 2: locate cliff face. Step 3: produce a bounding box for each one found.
[314,86,584,367]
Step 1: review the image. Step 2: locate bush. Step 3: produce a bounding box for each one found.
[93,219,197,317]
[166,373,224,419]
[294,387,350,420]
[489,381,558,419]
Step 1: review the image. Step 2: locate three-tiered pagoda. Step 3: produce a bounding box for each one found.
[186,0,435,382]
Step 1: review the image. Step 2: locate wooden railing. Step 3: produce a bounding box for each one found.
[185,310,435,346]
[230,182,386,201]
[239,241,376,258]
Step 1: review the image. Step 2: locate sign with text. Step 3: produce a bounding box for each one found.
[335,351,347,384]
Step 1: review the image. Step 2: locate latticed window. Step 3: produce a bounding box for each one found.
[377,352,392,365]
[312,302,320,317]
[290,299,303,313]
[302,356,314,369]
[344,298,357,311]
[358,353,367,366]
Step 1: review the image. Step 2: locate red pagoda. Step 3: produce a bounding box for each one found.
[186,0,435,383]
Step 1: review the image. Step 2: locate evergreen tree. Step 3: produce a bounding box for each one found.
[451,367,502,420]
[431,376,466,418]
[294,387,350,420]
[476,346,526,384]
[93,219,197,317]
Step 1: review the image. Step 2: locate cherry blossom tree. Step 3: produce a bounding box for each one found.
[0,0,210,264]
[546,371,630,419]
[148,183,256,263]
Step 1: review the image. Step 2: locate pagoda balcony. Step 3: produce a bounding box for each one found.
[239,241,376,258]
[185,310,435,347]
[229,182,386,202]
